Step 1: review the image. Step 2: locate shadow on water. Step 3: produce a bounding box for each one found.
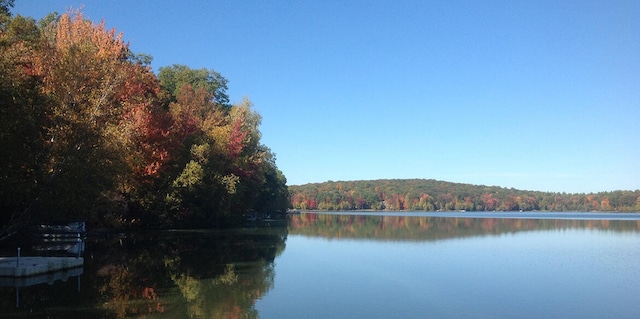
[0,220,288,318]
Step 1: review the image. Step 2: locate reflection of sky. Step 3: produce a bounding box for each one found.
[257,229,640,319]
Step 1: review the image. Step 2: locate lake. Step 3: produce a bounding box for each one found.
[1,212,639,318]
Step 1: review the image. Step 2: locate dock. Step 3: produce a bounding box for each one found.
[0,256,84,278]
[0,266,83,287]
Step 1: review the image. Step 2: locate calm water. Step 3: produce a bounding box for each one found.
[1,212,639,318]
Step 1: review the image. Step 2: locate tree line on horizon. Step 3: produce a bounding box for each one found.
[0,7,289,236]
[289,179,640,212]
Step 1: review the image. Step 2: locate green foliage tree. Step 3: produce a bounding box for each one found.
[158,64,230,108]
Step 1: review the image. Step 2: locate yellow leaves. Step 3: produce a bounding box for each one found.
[173,160,204,190]
[203,98,262,161]
[211,264,238,285]
[219,174,240,195]
[36,10,130,124]
[190,143,211,164]
[31,9,148,184]
[207,119,232,158]
[171,273,202,302]
[53,10,126,61]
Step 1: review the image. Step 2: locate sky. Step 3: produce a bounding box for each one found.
[12,0,640,193]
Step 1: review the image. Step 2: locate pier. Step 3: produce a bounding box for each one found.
[0,256,84,278]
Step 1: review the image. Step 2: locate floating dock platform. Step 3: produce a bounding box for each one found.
[0,266,83,287]
[0,257,84,278]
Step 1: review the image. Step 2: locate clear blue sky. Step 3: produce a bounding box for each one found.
[13,0,640,193]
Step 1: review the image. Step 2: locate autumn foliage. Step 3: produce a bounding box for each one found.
[0,10,288,232]
[289,179,640,212]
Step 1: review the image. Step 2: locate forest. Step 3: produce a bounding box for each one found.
[289,179,640,212]
[0,6,289,236]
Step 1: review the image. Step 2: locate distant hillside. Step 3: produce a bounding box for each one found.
[288,179,640,212]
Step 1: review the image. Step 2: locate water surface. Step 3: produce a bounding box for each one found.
[256,212,640,319]
[1,212,639,318]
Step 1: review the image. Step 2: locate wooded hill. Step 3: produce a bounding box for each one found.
[289,179,640,212]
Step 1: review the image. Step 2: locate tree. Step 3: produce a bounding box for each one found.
[254,155,289,214]
[156,80,287,225]
[25,11,141,222]
[0,0,14,17]
[1,9,289,231]
[158,64,229,108]
[0,14,51,232]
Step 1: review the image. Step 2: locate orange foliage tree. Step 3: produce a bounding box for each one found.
[25,10,167,223]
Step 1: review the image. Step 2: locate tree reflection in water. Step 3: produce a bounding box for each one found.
[0,221,288,318]
[289,212,640,240]
[3,213,637,318]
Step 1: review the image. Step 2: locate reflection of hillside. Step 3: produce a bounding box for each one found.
[289,213,640,241]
